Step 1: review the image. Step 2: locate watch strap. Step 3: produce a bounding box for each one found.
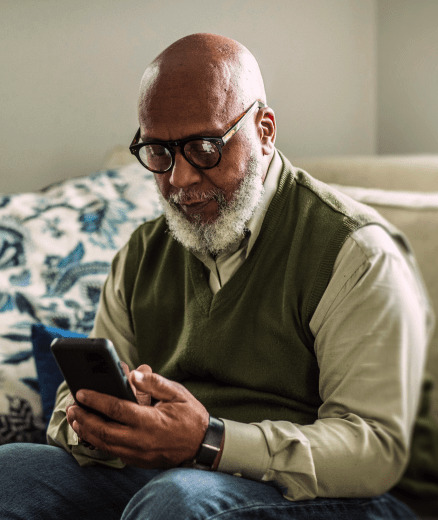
[193,416,224,470]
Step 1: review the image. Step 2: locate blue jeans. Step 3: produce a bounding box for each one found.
[0,444,416,519]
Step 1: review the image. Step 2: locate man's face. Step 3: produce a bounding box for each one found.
[139,90,265,254]
[141,98,258,222]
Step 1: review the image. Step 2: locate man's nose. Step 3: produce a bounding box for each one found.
[168,151,202,189]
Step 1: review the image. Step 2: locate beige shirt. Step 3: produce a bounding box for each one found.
[47,151,434,500]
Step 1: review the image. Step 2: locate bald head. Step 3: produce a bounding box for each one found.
[138,33,266,131]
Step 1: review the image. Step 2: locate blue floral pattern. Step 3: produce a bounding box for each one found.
[0,163,162,443]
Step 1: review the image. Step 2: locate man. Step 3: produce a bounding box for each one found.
[0,33,432,519]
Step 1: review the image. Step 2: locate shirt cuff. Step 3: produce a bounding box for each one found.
[218,419,270,481]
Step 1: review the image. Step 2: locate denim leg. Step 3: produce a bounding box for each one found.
[0,443,160,520]
[122,468,418,520]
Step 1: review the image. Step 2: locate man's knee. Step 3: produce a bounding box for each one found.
[122,468,235,520]
[0,444,147,520]
[0,444,69,517]
[0,443,74,498]
[0,442,59,476]
[136,467,221,501]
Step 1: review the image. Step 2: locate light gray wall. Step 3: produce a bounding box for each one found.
[0,0,377,193]
[377,0,438,154]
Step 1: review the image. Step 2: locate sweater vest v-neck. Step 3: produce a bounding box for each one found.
[121,152,399,425]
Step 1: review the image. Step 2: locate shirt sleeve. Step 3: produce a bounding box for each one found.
[218,225,434,500]
[46,243,138,466]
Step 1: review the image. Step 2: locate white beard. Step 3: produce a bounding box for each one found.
[157,155,265,256]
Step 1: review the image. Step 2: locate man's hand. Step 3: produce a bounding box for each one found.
[66,367,210,468]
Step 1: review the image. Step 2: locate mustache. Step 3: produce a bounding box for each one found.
[168,189,225,205]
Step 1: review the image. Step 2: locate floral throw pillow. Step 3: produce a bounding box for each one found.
[0,163,162,444]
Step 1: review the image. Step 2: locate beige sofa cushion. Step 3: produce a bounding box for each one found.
[295,155,438,191]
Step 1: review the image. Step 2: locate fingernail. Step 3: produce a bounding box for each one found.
[133,370,145,382]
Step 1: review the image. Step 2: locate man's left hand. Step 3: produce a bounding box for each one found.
[66,369,210,468]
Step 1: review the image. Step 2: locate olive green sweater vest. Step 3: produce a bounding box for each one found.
[121,152,396,425]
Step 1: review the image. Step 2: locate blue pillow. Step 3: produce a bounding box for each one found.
[31,324,86,426]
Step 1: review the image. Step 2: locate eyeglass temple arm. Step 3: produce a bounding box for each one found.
[130,128,142,151]
[221,101,267,145]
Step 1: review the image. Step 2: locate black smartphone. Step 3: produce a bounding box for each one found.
[50,337,137,416]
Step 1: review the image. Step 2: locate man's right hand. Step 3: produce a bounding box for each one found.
[66,368,210,468]
[64,363,154,451]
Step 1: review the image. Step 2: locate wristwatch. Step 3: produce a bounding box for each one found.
[193,416,224,470]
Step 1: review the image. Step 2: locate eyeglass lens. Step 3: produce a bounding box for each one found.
[139,140,220,172]
[139,145,172,172]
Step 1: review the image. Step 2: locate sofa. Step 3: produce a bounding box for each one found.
[1,150,437,517]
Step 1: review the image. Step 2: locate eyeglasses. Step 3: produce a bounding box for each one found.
[129,100,266,174]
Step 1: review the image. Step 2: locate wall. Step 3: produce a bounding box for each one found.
[377,0,438,154]
[0,0,376,193]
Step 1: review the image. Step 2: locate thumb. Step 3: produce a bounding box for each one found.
[131,371,183,402]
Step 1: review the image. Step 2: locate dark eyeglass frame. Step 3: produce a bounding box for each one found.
[129,100,266,173]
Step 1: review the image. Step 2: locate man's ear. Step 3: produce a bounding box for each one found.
[258,107,276,155]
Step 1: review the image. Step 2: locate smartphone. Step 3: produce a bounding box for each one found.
[50,337,137,416]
